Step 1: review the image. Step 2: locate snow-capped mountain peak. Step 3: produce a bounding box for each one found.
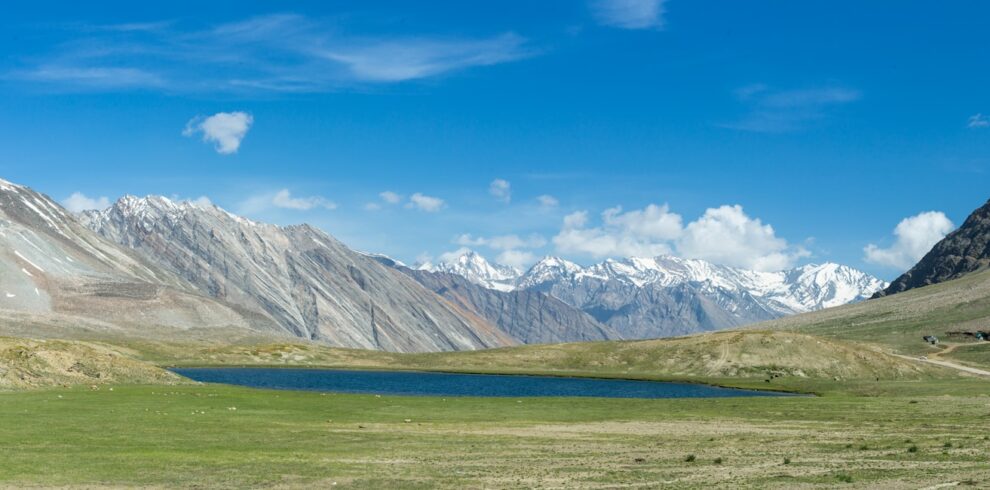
[419,249,519,292]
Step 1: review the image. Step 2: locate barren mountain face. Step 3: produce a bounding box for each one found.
[395,265,622,344]
[81,195,514,352]
[0,179,263,334]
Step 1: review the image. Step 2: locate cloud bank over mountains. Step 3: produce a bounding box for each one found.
[553,203,808,271]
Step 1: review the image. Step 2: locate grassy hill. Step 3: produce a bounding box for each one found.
[759,268,990,369]
[0,337,183,390]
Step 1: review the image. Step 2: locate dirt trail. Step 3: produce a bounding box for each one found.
[893,344,990,377]
[930,343,963,360]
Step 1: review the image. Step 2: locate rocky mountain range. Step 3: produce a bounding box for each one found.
[0,178,270,336]
[0,176,890,352]
[387,261,621,344]
[418,250,887,338]
[878,199,988,297]
[79,195,514,352]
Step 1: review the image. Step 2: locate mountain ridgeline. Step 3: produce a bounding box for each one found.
[80,196,513,352]
[415,251,887,339]
[878,199,990,297]
[0,177,887,352]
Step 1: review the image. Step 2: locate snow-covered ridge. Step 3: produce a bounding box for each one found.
[429,251,887,315]
[83,195,263,231]
[0,178,22,191]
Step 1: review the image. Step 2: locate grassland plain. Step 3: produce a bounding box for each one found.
[1,273,989,487]
[1,381,989,488]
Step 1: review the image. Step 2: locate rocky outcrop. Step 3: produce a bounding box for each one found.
[879,199,990,296]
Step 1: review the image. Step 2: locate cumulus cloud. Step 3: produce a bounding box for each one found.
[537,195,559,208]
[553,204,682,259]
[489,179,511,203]
[240,189,335,214]
[591,0,666,29]
[553,203,808,271]
[438,247,473,263]
[183,111,253,154]
[62,192,110,213]
[407,193,445,212]
[379,191,402,204]
[497,249,537,270]
[864,211,955,270]
[677,205,809,271]
[968,113,989,128]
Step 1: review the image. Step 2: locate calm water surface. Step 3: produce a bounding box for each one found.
[172,368,796,399]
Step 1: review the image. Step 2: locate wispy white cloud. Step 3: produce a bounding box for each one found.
[407,193,445,212]
[379,191,402,204]
[188,196,214,207]
[553,203,808,271]
[239,188,336,214]
[537,195,559,208]
[9,14,533,92]
[489,178,511,203]
[320,33,530,83]
[723,85,861,133]
[454,233,546,270]
[12,66,165,89]
[968,113,989,128]
[183,111,253,154]
[365,190,403,211]
[496,249,537,270]
[864,211,954,270]
[591,0,666,29]
[61,192,110,212]
[272,189,336,210]
[456,233,546,250]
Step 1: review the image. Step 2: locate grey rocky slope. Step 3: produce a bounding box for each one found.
[878,198,990,297]
[425,251,887,339]
[81,195,513,352]
[377,257,621,344]
[0,178,264,334]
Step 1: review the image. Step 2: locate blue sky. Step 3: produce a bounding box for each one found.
[0,1,987,279]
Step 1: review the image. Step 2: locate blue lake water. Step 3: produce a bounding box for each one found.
[171,368,795,399]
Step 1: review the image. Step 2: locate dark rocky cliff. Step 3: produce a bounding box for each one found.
[878,199,990,297]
